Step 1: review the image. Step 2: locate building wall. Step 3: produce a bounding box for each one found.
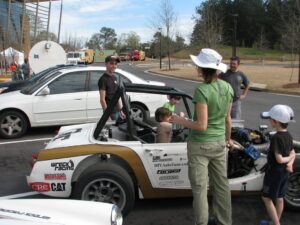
[0,0,55,55]
[0,0,24,49]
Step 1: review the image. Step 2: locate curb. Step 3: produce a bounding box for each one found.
[148,70,267,91]
[147,70,300,96]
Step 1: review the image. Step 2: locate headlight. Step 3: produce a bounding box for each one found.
[111,205,123,225]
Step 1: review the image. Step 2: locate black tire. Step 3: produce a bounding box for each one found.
[285,171,300,210]
[0,110,28,138]
[130,103,147,122]
[73,163,135,216]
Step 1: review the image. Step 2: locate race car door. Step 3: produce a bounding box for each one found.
[142,142,190,189]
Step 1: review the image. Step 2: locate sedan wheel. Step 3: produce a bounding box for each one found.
[285,172,300,210]
[130,103,147,121]
[0,111,28,138]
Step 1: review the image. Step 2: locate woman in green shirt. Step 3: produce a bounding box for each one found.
[171,48,234,225]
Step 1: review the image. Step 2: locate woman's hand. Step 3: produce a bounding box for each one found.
[227,139,235,151]
[170,114,182,125]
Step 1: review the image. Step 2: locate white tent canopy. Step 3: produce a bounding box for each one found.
[0,47,24,65]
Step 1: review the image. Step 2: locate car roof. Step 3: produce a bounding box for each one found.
[55,66,148,83]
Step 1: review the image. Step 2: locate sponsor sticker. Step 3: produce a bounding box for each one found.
[51,160,74,171]
[51,182,66,191]
[159,175,179,180]
[152,156,173,162]
[44,173,66,180]
[30,182,50,192]
[0,208,50,220]
[157,169,181,174]
[52,128,82,141]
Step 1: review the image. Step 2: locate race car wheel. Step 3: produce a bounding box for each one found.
[0,110,28,139]
[73,163,135,216]
[130,103,147,121]
[285,171,300,210]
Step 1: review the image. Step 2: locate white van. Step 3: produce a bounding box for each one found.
[66,51,85,64]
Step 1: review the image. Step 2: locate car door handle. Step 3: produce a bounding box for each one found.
[73,98,82,100]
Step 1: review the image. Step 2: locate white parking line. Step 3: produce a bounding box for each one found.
[0,191,38,199]
[0,137,52,145]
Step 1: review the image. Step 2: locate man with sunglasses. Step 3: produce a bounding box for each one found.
[98,55,123,120]
[219,56,250,120]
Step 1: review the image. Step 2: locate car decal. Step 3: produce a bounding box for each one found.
[36,144,191,198]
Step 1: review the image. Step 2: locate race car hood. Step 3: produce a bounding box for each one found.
[45,123,96,149]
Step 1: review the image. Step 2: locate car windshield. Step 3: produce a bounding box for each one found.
[21,71,62,94]
[27,66,57,82]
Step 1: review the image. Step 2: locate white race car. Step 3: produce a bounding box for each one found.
[27,84,300,216]
[0,199,122,225]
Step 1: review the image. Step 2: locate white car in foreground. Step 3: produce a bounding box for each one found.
[0,66,166,138]
[0,199,122,225]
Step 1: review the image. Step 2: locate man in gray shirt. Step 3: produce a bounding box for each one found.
[219,56,250,119]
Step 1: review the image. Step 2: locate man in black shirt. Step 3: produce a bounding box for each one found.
[98,55,122,120]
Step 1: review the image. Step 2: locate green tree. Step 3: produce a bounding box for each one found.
[86,33,101,50]
[173,33,186,52]
[151,0,177,69]
[99,27,117,49]
[191,0,223,48]
[126,31,141,50]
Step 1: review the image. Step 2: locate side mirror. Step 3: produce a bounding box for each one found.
[38,86,50,96]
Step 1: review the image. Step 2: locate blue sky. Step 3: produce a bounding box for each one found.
[46,0,202,44]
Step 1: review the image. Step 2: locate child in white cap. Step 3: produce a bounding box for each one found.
[261,104,296,225]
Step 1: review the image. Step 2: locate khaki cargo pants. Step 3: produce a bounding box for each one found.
[187,140,232,225]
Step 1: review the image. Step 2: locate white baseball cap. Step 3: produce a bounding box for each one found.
[261,104,295,123]
[190,48,227,73]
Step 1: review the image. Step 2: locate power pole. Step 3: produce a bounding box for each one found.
[158,27,162,69]
[46,0,52,41]
[57,0,63,43]
[6,0,12,48]
[33,0,40,43]
[232,14,238,57]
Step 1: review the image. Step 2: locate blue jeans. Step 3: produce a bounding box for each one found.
[110,111,120,120]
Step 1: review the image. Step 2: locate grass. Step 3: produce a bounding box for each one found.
[171,45,299,62]
[152,45,299,94]
[148,59,300,95]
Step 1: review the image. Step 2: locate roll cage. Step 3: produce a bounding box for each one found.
[93,83,193,141]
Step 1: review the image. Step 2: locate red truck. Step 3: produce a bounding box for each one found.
[131,50,145,61]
